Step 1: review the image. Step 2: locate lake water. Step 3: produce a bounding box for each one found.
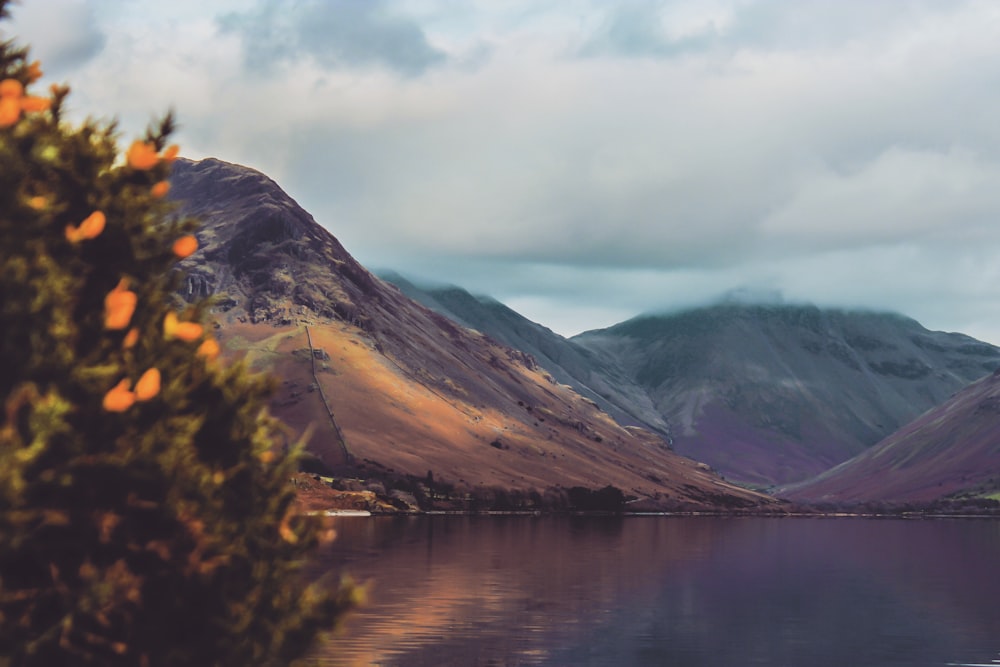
[307,516,1000,667]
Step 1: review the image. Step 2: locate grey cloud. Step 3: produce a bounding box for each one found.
[723,0,959,52]
[758,147,1000,256]
[579,1,712,59]
[8,0,106,73]
[579,0,974,60]
[178,2,1000,342]
[218,0,446,76]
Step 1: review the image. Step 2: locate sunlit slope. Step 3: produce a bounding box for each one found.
[378,271,668,433]
[226,321,761,504]
[169,157,772,509]
[779,369,1000,503]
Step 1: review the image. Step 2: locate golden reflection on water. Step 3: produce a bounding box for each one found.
[304,516,1000,667]
[305,516,722,666]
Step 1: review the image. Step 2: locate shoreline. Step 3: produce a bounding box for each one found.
[292,474,1000,520]
[315,508,1000,520]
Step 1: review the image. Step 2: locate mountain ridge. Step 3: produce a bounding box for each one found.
[166,158,773,510]
[778,367,1000,503]
[574,302,1000,486]
[379,276,1000,488]
[168,158,1000,504]
[377,270,669,433]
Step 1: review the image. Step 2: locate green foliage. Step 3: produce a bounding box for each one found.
[0,7,357,666]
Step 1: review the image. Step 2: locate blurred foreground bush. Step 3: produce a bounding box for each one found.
[0,4,357,665]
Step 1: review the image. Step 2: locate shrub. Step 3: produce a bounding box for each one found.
[567,485,626,512]
[0,6,357,665]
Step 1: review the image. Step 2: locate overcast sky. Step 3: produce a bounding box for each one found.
[9,1,1000,339]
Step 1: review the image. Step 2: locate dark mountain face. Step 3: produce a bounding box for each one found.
[168,158,379,326]
[571,304,1000,487]
[778,368,1000,503]
[166,158,772,510]
[372,275,1000,491]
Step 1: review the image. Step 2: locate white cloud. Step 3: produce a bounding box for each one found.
[8,1,1000,342]
[6,0,105,72]
[217,0,448,76]
[759,147,1000,252]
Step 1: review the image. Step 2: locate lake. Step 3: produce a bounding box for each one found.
[307,515,1000,667]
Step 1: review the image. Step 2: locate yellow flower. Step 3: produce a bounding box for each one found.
[26,61,43,83]
[19,96,51,112]
[0,78,23,99]
[0,96,19,127]
[134,368,161,402]
[163,311,203,342]
[197,337,220,361]
[122,327,139,349]
[151,180,170,198]
[103,378,136,412]
[127,141,160,170]
[0,78,51,127]
[104,278,137,330]
[27,195,48,210]
[172,235,198,258]
[65,210,106,243]
[126,141,181,170]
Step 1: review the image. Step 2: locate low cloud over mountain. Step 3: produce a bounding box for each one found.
[167,157,772,511]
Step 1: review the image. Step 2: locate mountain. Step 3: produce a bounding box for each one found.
[370,277,1000,491]
[778,368,1000,504]
[376,271,667,433]
[166,158,772,510]
[571,304,1000,487]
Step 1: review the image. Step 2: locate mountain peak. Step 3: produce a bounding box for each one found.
[717,286,786,306]
[168,158,772,510]
[573,302,1000,486]
[170,157,381,326]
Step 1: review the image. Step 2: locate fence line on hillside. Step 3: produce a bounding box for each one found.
[304,325,353,465]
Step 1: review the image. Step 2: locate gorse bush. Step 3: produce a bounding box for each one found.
[0,4,357,665]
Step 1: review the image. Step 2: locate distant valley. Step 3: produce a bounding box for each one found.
[780,367,1000,504]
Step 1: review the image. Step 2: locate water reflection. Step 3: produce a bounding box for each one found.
[307,517,1000,667]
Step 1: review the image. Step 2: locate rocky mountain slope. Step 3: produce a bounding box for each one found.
[377,271,666,433]
[778,368,1000,503]
[374,278,1000,490]
[572,305,1000,487]
[167,158,772,510]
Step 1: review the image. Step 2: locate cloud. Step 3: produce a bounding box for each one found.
[349,3,999,275]
[7,0,106,74]
[577,1,978,60]
[11,1,1000,343]
[218,0,447,77]
[759,147,1000,254]
[578,0,725,59]
[722,0,967,52]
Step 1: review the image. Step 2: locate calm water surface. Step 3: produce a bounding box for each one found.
[307,516,1000,667]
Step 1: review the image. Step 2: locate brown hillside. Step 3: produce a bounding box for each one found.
[169,158,773,510]
[779,369,1000,503]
